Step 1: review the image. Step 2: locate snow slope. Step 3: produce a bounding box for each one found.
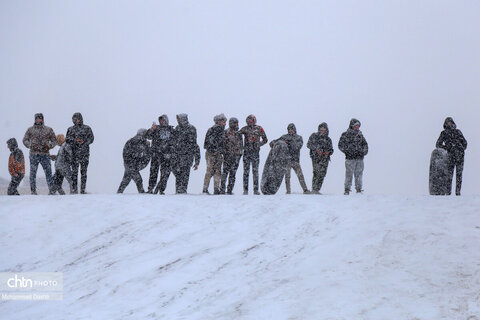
[1,194,480,319]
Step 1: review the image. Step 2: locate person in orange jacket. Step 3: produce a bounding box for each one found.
[7,138,25,195]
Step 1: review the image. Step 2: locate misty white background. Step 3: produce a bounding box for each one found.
[1,1,478,195]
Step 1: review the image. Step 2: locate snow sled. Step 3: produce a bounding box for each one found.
[429,148,449,195]
[261,140,291,195]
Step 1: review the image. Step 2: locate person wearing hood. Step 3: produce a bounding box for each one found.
[23,113,57,194]
[239,114,268,195]
[338,118,368,195]
[203,113,227,194]
[173,114,200,194]
[66,112,94,194]
[436,117,468,195]
[307,123,334,194]
[50,134,74,195]
[221,117,243,194]
[146,114,176,194]
[117,129,151,193]
[271,123,310,194]
[7,138,25,195]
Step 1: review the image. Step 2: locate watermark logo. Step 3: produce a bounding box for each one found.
[0,272,63,301]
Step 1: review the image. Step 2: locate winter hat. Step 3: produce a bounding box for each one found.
[72,112,83,124]
[137,128,147,137]
[214,113,227,124]
[349,118,361,129]
[56,134,66,145]
[318,122,329,135]
[7,138,18,150]
[246,114,256,126]
[34,113,44,120]
[229,117,239,129]
[443,117,456,129]
[287,123,296,133]
[176,114,189,126]
[158,114,169,125]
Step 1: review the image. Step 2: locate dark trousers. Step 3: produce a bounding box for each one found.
[243,151,260,192]
[8,173,24,195]
[72,157,89,193]
[148,154,172,193]
[312,157,329,192]
[173,154,193,194]
[29,154,54,193]
[117,167,144,193]
[447,155,464,195]
[52,170,74,195]
[221,154,241,193]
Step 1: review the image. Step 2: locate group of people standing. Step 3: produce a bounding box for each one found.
[6,113,467,196]
[117,113,369,196]
[6,113,94,195]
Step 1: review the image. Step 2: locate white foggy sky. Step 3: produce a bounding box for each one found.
[1,1,478,194]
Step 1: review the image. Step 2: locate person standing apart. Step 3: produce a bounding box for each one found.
[338,118,368,195]
[23,113,57,195]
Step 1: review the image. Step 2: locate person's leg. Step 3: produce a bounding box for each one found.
[243,153,251,193]
[156,154,172,194]
[445,154,455,195]
[292,162,308,192]
[132,170,145,193]
[354,159,364,192]
[213,153,223,193]
[39,155,54,193]
[285,162,292,194]
[117,169,132,193]
[311,158,321,192]
[29,154,40,194]
[71,158,80,193]
[317,159,329,192]
[80,158,89,193]
[221,154,232,193]
[148,154,160,193]
[8,174,23,195]
[344,159,354,193]
[203,152,214,192]
[455,160,464,195]
[227,155,241,194]
[252,152,260,194]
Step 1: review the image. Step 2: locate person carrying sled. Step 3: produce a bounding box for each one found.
[239,114,268,195]
[338,118,368,195]
[117,129,151,194]
[23,113,57,195]
[146,114,176,194]
[203,113,227,194]
[50,134,74,195]
[173,114,200,194]
[66,112,94,194]
[270,123,310,194]
[221,117,243,195]
[307,122,333,194]
[7,138,25,195]
[435,117,467,196]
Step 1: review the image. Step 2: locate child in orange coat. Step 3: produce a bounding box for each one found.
[7,138,25,195]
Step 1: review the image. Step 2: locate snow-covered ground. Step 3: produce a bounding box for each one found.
[1,194,480,319]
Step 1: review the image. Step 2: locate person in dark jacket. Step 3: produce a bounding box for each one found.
[50,134,74,195]
[271,123,309,194]
[66,112,94,194]
[7,138,25,195]
[307,122,334,194]
[436,117,468,195]
[23,113,57,195]
[173,114,200,194]
[203,114,227,194]
[338,118,368,195]
[117,129,151,193]
[221,117,243,195]
[239,114,268,195]
[146,114,176,194]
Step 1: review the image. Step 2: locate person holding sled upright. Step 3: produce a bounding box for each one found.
[23,113,57,195]
[66,112,94,194]
[436,117,467,196]
[307,122,333,194]
[338,118,368,195]
[7,138,25,195]
[117,129,151,194]
[239,114,268,195]
[203,113,227,195]
[270,123,310,194]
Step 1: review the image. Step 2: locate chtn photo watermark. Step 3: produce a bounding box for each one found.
[0,272,63,301]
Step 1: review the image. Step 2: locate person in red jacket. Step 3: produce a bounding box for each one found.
[7,138,25,195]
